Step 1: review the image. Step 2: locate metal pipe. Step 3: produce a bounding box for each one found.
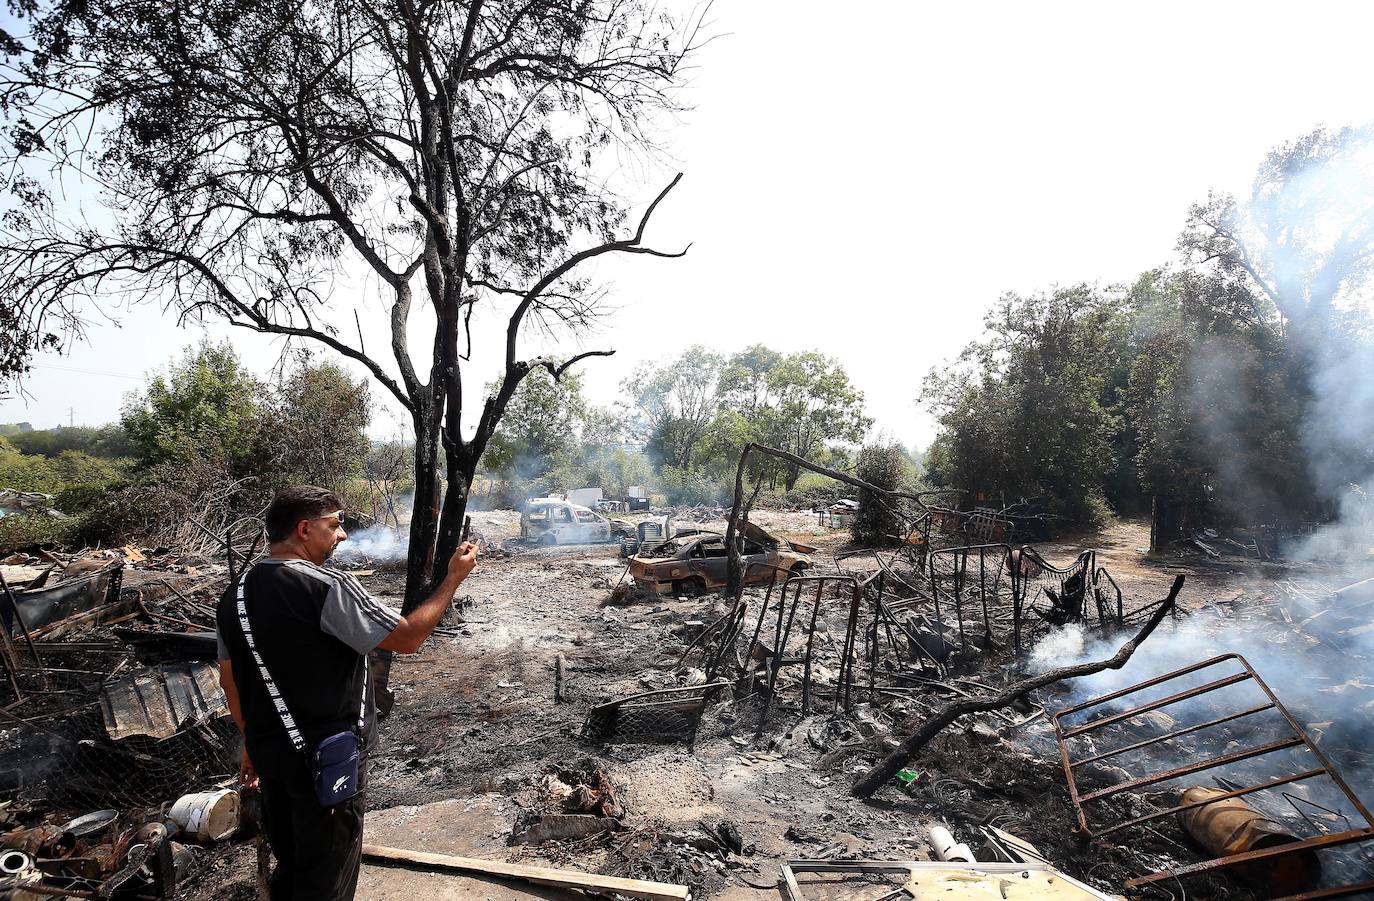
[800,581,823,713]
[0,571,46,687]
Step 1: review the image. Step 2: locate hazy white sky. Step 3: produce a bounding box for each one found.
[4,1,1374,448]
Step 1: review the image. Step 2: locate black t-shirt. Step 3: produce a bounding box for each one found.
[216,559,401,781]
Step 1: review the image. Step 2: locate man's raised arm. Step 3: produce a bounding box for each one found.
[378,542,478,654]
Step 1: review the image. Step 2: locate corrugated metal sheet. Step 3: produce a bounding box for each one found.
[99,662,228,741]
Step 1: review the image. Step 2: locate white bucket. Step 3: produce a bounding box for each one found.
[168,789,240,842]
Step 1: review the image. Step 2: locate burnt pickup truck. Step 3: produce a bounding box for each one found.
[627,522,814,596]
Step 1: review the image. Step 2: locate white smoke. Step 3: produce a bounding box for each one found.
[1029,603,1374,798]
[1292,326,1374,565]
[333,493,414,563]
[1251,128,1374,561]
[333,524,408,562]
[1292,484,1374,566]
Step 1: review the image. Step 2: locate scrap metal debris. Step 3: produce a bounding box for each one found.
[780,860,1119,901]
[582,682,731,746]
[99,662,228,741]
[0,537,248,898]
[850,575,1185,798]
[1053,652,1374,897]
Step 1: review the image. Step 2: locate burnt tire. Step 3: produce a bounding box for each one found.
[788,563,808,579]
[539,533,558,547]
[676,577,707,598]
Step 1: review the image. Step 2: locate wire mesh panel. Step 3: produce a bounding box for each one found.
[581,682,730,747]
[0,693,238,810]
[0,584,239,812]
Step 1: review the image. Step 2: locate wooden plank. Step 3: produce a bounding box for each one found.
[29,599,137,640]
[360,843,690,901]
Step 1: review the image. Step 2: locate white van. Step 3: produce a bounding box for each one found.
[521,498,632,546]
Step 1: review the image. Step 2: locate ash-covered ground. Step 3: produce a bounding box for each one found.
[185,513,1374,901]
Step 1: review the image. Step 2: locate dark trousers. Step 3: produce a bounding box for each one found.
[260,773,365,901]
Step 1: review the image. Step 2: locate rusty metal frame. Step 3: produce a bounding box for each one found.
[752,572,872,734]
[1052,653,1374,891]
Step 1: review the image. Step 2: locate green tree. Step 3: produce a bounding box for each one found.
[851,443,911,546]
[718,347,871,490]
[0,436,59,492]
[9,425,139,460]
[922,285,1123,525]
[717,345,784,418]
[1180,125,1374,510]
[484,368,585,489]
[1179,125,1374,338]
[576,406,653,498]
[760,352,872,490]
[121,340,263,472]
[260,359,371,495]
[1123,269,1315,537]
[625,346,723,472]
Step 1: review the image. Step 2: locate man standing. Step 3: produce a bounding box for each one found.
[217,486,477,900]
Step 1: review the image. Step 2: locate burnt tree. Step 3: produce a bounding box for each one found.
[0,0,701,609]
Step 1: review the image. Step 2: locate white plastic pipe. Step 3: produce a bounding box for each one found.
[927,824,976,863]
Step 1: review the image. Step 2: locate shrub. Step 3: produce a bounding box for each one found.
[0,512,70,552]
[121,339,263,471]
[0,437,61,493]
[851,444,911,546]
[55,482,149,548]
[659,466,725,506]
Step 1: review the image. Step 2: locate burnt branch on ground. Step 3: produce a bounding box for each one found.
[851,575,1186,798]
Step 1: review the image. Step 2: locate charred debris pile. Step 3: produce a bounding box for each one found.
[0,443,1369,900]
[0,532,256,898]
[580,445,1374,901]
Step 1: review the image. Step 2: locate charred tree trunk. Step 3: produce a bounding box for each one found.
[433,450,477,588]
[403,405,443,614]
[724,447,750,592]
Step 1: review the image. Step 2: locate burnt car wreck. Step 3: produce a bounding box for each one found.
[628,521,814,597]
[519,498,634,547]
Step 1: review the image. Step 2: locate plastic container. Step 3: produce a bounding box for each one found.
[168,789,240,842]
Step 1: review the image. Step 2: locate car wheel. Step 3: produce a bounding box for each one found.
[539,533,558,547]
[789,563,808,579]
